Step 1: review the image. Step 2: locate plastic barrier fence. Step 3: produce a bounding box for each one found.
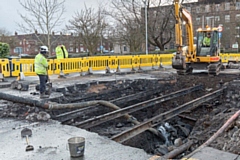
[220,53,240,64]
[1,53,240,78]
[0,59,10,77]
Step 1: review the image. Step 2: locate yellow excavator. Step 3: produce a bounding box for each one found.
[172,0,222,75]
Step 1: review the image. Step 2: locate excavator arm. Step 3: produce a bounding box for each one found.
[174,0,195,61]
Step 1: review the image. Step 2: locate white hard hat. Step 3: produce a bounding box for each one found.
[40,46,49,54]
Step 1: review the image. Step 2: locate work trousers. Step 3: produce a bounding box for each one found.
[38,74,48,94]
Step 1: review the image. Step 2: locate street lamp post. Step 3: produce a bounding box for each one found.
[236,26,240,52]
[144,0,148,55]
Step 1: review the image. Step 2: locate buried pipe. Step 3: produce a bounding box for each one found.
[0,92,48,108]
[162,140,193,159]
[147,140,193,160]
[0,91,136,124]
[184,109,240,159]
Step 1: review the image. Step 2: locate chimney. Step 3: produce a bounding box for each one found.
[35,30,38,34]
[52,31,55,35]
[15,32,18,36]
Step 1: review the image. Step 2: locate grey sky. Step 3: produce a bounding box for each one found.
[0,0,108,35]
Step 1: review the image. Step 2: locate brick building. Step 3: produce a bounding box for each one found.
[1,31,112,56]
[184,0,240,51]
[151,0,240,51]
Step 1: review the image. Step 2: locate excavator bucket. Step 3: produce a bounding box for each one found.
[172,54,186,70]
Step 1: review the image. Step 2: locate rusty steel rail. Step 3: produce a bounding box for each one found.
[111,87,225,143]
[73,85,203,128]
[53,85,173,122]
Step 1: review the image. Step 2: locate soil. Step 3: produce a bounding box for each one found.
[0,71,240,158]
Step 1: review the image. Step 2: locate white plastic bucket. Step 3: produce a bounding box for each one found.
[68,137,85,157]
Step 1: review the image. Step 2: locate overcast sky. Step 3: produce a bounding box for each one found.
[0,0,109,35]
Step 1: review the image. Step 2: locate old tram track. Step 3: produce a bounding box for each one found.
[49,82,226,157]
[46,75,236,156]
[111,87,224,143]
[53,84,224,140]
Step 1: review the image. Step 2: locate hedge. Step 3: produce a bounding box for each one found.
[0,42,10,58]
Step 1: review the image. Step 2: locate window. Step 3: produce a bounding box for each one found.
[237,2,240,10]
[170,42,174,49]
[186,7,191,13]
[153,11,157,17]
[205,5,210,12]
[196,17,201,25]
[215,16,220,21]
[225,3,230,10]
[206,16,214,27]
[225,43,230,49]
[236,14,240,22]
[225,15,230,23]
[215,4,220,12]
[196,6,200,13]
[123,46,127,51]
[14,47,22,54]
[80,47,84,52]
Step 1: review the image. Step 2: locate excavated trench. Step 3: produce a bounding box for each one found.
[49,73,240,158]
[1,72,240,158]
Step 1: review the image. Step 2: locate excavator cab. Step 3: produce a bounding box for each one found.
[196,30,220,57]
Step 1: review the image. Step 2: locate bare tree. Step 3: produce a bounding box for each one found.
[106,2,144,53]
[67,6,107,56]
[0,28,11,36]
[0,28,18,53]
[108,0,195,51]
[18,0,66,55]
[107,0,173,51]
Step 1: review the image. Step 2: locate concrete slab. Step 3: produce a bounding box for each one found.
[0,118,152,160]
[190,147,239,160]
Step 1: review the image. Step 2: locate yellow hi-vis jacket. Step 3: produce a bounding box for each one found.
[55,45,69,59]
[34,53,48,75]
[203,37,211,46]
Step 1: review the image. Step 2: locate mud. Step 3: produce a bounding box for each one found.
[0,72,240,158]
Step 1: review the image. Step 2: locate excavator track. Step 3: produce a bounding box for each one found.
[176,65,193,75]
[208,63,222,76]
